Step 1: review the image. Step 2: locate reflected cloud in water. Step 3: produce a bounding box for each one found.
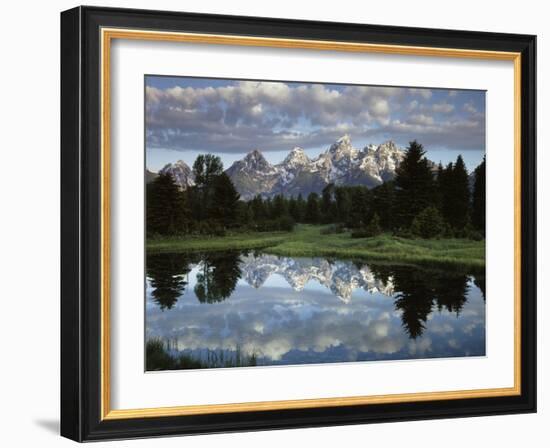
[146,251,485,368]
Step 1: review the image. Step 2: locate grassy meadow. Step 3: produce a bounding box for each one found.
[147,224,485,269]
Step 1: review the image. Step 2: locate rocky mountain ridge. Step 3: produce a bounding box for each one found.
[154,135,406,199]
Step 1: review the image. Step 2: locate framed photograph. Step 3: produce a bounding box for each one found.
[60,6,536,441]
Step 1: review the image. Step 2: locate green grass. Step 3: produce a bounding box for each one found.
[147,225,485,269]
[147,231,288,253]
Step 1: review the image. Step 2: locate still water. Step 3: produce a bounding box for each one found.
[145,251,485,370]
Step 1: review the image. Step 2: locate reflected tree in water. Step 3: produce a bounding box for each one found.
[195,251,242,303]
[370,264,470,339]
[146,252,485,368]
[392,268,435,339]
[474,273,486,301]
[147,253,195,310]
[433,274,469,315]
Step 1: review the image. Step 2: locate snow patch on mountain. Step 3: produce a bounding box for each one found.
[158,160,195,190]
[156,136,407,199]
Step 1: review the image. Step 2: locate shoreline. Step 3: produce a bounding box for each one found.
[146,225,485,270]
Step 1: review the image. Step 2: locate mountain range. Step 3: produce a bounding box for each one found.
[152,135,406,200]
[238,253,395,303]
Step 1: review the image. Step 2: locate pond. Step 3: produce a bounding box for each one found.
[145,250,486,370]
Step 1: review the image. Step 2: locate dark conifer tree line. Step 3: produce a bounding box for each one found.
[147,140,486,239]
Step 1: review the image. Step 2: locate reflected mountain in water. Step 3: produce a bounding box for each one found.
[240,253,394,302]
[146,250,486,369]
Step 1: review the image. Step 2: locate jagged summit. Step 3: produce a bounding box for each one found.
[154,136,406,198]
[282,147,310,168]
[335,133,352,146]
[328,134,358,160]
[241,149,273,172]
[244,148,264,162]
[159,160,194,189]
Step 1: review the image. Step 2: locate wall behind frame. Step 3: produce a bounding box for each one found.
[0,0,545,447]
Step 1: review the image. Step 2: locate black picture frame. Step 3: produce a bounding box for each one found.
[61,5,536,442]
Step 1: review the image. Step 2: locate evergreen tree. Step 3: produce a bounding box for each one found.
[250,195,267,222]
[349,186,371,227]
[209,173,240,228]
[272,194,287,218]
[438,162,454,226]
[295,194,306,222]
[288,196,300,222]
[305,192,320,223]
[264,197,274,220]
[335,187,352,223]
[365,212,382,236]
[448,155,470,229]
[192,154,224,220]
[472,156,486,231]
[435,162,445,211]
[394,140,436,228]
[410,206,445,239]
[238,201,253,227]
[146,173,189,235]
[192,154,224,188]
[321,183,336,223]
[372,181,396,230]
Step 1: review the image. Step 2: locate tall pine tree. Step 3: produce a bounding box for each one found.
[250,195,267,222]
[321,183,336,223]
[438,162,454,227]
[192,154,224,221]
[305,192,320,223]
[448,155,470,229]
[472,156,486,231]
[372,181,396,230]
[295,194,306,222]
[146,173,189,235]
[394,140,435,228]
[209,173,241,228]
[272,194,288,217]
[334,187,352,223]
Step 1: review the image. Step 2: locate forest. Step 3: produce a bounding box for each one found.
[146,140,486,241]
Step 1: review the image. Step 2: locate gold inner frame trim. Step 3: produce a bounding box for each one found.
[100,27,522,421]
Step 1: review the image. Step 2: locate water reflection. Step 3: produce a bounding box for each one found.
[146,253,193,310]
[195,252,242,303]
[146,251,486,369]
[370,265,469,339]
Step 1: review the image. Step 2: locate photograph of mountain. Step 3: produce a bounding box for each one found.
[145,76,486,371]
[158,137,405,200]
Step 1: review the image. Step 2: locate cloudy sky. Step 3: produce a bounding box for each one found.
[145,76,486,172]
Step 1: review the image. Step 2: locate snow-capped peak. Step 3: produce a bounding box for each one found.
[328,134,359,161]
[173,159,190,169]
[282,147,310,168]
[336,134,351,145]
[242,149,273,171]
[361,141,405,182]
[376,140,400,154]
[157,136,408,199]
[159,160,195,189]
[244,148,265,162]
